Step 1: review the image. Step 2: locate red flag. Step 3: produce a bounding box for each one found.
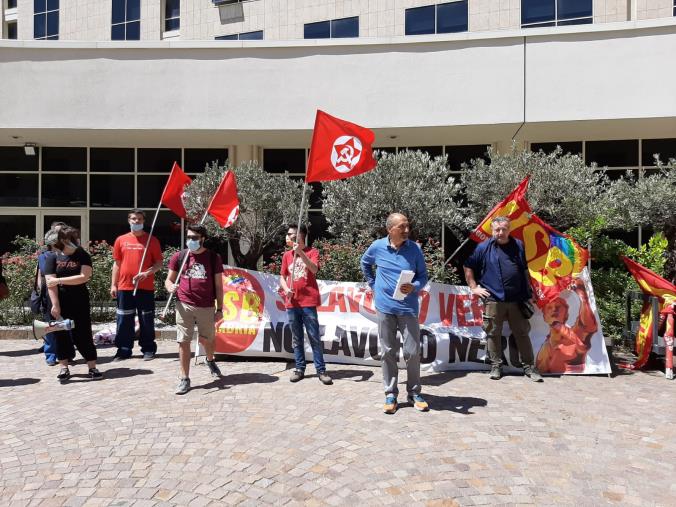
[469,176,531,243]
[160,162,192,219]
[618,257,676,370]
[306,110,377,183]
[207,171,240,228]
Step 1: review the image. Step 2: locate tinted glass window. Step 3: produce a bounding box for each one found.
[138,148,181,173]
[90,148,134,172]
[331,17,358,38]
[126,0,140,21]
[42,174,87,206]
[0,215,36,255]
[126,20,140,40]
[165,17,180,31]
[304,20,330,39]
[7,22,17,39]
[34,13,46,38]
[184,148,228,173]
[641,139,676,166]
[0,147,39,171]
[405,5,435,35]
[557,17,592,25]
[111,23,125,40]
[557,0,592,20]
[137,175,167,208]
[445,145,490,170]
[263,149,306,173]
[215,34,238,40]
[0,174,38,206]
[166,0,180,18]
[522,0,555,25]
[90,175,134,207]
[585,140,638,167]
[437,1,468,33]
[42,147,87,172]
[239,30,263,40]
[34,0,46,12]
[8,0,18,9]
[112,0,125,24]
[89,210,131,245]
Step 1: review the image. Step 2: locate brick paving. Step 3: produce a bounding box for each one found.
[0,339,674,506]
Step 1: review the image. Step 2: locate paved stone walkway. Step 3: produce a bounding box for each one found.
[0,340,674,506]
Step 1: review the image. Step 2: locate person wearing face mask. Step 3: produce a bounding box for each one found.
[43,227,102,382]
[110,209,163,361]
[165,224,224,395]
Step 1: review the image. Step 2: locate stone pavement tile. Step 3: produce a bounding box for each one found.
[2,340,676,506]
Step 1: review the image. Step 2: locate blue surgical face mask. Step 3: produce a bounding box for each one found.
[186,239,201,252]
[130,223,144,232]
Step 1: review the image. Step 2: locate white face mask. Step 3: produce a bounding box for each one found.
[186,239,201,252]
[130,223,144,232]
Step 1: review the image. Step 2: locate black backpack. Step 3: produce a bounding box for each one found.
[29,262,51,316]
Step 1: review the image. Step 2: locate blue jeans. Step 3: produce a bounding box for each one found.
[115,290,157,358]
[43,332,57,363]
[288,307,326,373]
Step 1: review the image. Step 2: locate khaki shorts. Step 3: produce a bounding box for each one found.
[175,301,216,342]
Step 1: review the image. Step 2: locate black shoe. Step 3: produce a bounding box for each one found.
[489,365,502,380]
[57,367,71,383]
[142,352,155,361]
[206,359,222,378]
[290,370,304,382]
[89,368,103,381]
[318,372,333,385]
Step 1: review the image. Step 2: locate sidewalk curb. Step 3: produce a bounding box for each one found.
[0,325,178,340]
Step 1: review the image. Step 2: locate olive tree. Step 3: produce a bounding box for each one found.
[182,161,308,269]
[321,150,464,241]
[605,160,676,281]
[460,145,611,231]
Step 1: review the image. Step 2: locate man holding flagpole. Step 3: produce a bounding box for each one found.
[110,209,163,361]
[166,225,224,395]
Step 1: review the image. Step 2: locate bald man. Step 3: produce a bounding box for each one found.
[361,213,429,414]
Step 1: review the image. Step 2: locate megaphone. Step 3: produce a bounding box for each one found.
[33,319,75,340]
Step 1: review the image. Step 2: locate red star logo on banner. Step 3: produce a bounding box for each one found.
[334,137,362,170]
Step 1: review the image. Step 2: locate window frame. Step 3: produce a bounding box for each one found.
[405,1,468,37]
[164,0,180,33]
[521,0,593,28]
[111,0,141,41]
[303,16,359,39]
[34,0,59,40]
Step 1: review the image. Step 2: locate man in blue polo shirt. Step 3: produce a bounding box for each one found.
[464,216,543,382]
[361,213,429,414]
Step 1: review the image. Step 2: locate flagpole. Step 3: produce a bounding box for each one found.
[289,182,308,291]
[161,210,209,320]
[443,236,471,267]
[132,200,162,297]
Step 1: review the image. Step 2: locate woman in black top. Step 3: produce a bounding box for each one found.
[44,226,102,382]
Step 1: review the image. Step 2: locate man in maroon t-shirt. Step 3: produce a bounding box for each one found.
[280,224,332,385]
[165,224,224,395]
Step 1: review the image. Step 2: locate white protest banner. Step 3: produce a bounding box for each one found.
[213,267,611,375]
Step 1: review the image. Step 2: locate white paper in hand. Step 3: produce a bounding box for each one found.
[392,270,415,301]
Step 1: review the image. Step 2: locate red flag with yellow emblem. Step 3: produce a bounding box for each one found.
[618,256,676,370]
[470,176,531,243]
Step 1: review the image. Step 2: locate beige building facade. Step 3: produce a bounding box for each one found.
[2,0,675,41]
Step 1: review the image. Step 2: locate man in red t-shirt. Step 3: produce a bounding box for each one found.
[280,224,332,385]
[110,209,163,361]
